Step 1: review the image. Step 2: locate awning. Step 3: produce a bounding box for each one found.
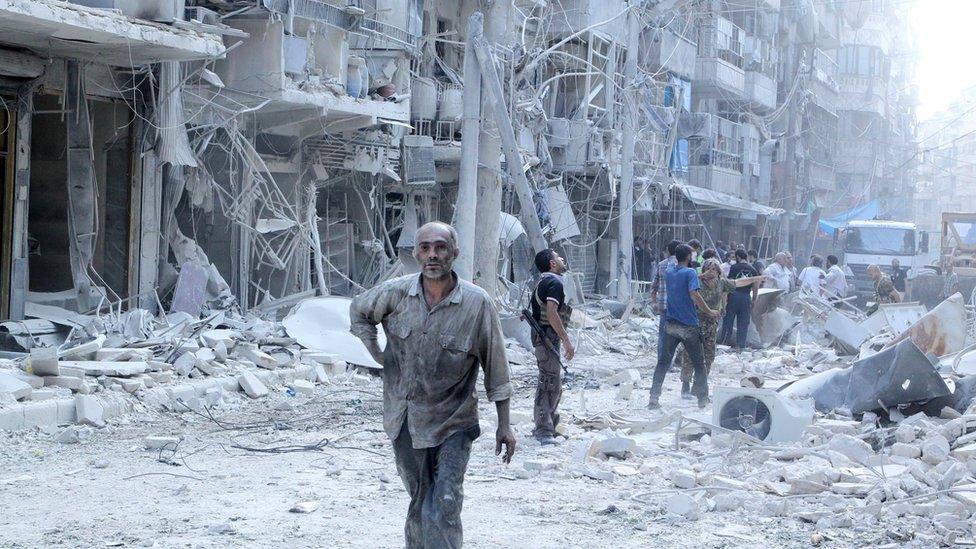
[676,184,783,217]
[818,199,882,235]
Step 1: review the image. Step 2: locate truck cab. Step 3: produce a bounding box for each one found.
[841,220,930,302]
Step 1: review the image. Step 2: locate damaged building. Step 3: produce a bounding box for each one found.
[0,0,920,320]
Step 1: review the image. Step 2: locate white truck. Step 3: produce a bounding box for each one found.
[841,220,934,303]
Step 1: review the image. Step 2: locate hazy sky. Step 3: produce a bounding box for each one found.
[913,0,976,120]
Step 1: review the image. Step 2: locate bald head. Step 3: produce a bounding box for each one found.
[414,222,459,280]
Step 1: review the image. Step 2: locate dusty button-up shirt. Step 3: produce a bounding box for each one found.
[349,273,512,449]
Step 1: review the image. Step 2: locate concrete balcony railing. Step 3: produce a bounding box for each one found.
[745,71,777,111]
[643,26,697,80]
[804,159,835,192]
[838,75,887,116]
[689,164,744,198]
[694,57,745,99]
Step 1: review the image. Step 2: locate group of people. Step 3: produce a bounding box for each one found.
[646,240,765,409]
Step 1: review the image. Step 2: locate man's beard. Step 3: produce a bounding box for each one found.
[421,261,452,280]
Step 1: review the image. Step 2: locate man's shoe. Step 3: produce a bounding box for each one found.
[534,435,560,446]
[647,397,661,410]
[697,396,711,409]
[680,381,693,400]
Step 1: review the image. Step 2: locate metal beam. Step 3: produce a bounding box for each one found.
[8,88,31,319]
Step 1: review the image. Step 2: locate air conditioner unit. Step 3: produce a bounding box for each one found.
[712,387,814,443]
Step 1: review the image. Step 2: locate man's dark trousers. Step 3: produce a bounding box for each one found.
[393,424,476,548]
[720,292,751,349]
[650,320,708,400]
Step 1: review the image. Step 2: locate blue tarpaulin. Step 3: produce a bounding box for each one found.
[818,200,882,234]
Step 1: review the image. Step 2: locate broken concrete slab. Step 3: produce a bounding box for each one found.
[0,372,32,400]
[290,379,314,396]
[58,361,149,377]
[922,435,951,465]
[595,437,636,459]
[28,346,59,376]
[670,469,697,489]
[144,435,180,450]
[74,395,104,427]
[283,297,386,369]
[94,348,153,362]
[827,434,874,465]
[238,370,268,399]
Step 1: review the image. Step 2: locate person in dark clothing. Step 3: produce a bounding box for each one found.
[647,244,718,410]
[748,250,765,273]
[701,249,718,261]
[720,249,760,350]
[890,258,907,294]
[633,237,646,281]
[530,249,575,444]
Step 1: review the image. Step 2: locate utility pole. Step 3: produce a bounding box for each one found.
[780,43,801,253]
[472,0,512,293]
[455,13,483,281]
[616,4,639,301]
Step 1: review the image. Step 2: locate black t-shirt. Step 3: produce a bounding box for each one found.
[728,261,759,294]
[891,267,907,292]
[531,274,566,322]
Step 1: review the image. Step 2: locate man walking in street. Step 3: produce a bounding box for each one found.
[720,249,761,350]
[529,249,575,444]
[350,221,516,548]
[648,244,718,410]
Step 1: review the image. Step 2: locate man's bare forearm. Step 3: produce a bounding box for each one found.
[495,398,510,428]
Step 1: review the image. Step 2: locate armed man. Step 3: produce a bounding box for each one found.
[528,249,575,444]
[350,221,516,548]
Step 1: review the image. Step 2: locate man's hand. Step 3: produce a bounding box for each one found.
[495,426,516,463]
[562,338,576,360]
[706,308,719,319]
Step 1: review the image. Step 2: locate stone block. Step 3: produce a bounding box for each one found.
[827,434,873,464]
[290,379,315,396]
[9,370,44,389]
[29,389,56,401]
[595,436,636,459]
[44,376,84,391]
[0,372,32,400]
[667,493,699,519]
[145,435,181,450]
[524,459,560,472]
[891,442,921,459]
[313,365,329,384]
[22,401,58,428]
[670,469,697,489]
[606,369,641,386]
[75,395,105,427]
[28,347,59,376]
[921,435,951,465]
[238,370,268,399]
[0,406,25,431]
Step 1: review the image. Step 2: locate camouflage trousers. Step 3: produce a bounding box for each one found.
[679,316,718,383]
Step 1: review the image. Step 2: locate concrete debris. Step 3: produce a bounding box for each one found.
[144,436,180,450]
[289,501,320,514]
[75,395,105,427]
[238,371,269,399]
[0,372,32,401]
[594,437,636,460]
[290,379,315,396]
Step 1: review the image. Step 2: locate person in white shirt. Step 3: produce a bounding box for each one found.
[824,254,848,304]
[763,252,791,291]
[784,251,799,291]
[720,251,734,278]
[797,255,827,296]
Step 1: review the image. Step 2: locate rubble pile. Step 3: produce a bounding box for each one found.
[0,299,372,432]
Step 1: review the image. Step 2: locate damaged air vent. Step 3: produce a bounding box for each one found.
[401,136,435,187]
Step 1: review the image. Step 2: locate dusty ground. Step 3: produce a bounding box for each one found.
[0,346,922,548]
